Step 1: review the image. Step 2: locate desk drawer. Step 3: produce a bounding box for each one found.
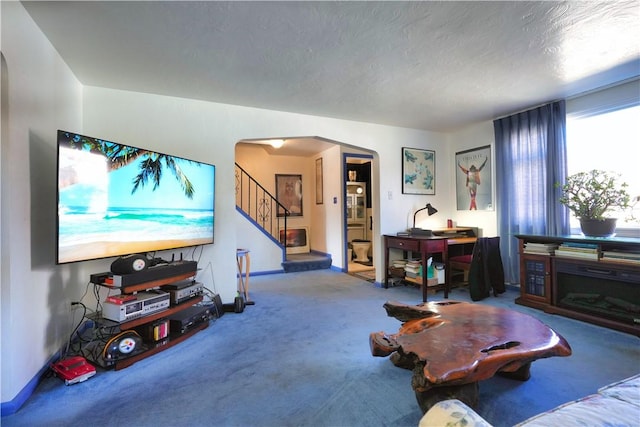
[386,237,420,252]
[423,239,445,252]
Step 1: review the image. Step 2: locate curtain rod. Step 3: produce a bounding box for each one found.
[493,76,639,122]
[493,98,564,122]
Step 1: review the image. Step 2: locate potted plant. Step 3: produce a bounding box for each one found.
[558,169,631,237]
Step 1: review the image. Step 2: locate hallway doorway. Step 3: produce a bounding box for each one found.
[235,137,379,277]
[344,153,374,277]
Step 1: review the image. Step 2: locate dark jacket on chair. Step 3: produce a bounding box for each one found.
[468,237,506,301]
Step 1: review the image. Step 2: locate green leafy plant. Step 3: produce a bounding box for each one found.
[558,170,631,220]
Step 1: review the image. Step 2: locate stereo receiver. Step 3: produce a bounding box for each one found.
[162,280,204,305]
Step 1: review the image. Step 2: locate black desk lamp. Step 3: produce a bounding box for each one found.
[410,203,438,235]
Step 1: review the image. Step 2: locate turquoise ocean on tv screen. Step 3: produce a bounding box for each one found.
[58,206,214,247]
[57,133,215,261]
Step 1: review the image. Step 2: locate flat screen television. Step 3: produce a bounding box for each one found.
[56,130,215,264]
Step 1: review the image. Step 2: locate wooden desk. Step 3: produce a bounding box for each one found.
[384,228,477,302]
[384,235,447,302]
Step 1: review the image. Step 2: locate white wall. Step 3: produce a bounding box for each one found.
[0,0,481,408]
[239,123,501,274]
[318,144,344,260]
[446,121,498,237]
[83,86,452,288]
[1,1,83,405]
[235,143,320,272]
[235,143,287,273]
[235,142,347,273]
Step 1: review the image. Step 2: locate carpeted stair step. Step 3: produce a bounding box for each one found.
[282,254,332,273]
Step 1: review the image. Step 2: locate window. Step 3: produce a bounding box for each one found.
[566,104,640,236]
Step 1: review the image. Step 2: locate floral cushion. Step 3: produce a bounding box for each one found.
[516,373,640,427]
[418,399,492,427]
[515,392,639,427]
[597,373,640,406]
[419,374,640,427]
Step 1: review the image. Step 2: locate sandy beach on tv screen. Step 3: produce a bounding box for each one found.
[59,238,212,263]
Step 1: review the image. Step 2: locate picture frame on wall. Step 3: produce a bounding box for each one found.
[279,227,310,254]
[315,158,323,204]
[402,147,435,195]
[455,145,493,211]
[276,174,303,217]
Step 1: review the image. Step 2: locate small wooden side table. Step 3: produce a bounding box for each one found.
[236,249,252,304]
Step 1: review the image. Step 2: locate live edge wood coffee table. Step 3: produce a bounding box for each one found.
[370,301,572,413]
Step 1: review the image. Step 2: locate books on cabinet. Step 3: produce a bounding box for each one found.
[554,242,599,260]
[523,239,640,265]
[523,242,558,255]
[601,249,640,265]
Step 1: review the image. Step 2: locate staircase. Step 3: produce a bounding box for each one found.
[235,164,331,272]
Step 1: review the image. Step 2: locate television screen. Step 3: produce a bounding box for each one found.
[56,130,215,264]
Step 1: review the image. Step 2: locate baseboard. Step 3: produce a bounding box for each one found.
[1,319,95,416]
[505,283,520,292]
[1,351,59,416]
[248,269,286,276]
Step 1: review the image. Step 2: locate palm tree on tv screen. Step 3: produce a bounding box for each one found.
[65,132,195,199]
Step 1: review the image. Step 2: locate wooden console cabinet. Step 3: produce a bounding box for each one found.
[92,271,208,370]
[515,234,640,336]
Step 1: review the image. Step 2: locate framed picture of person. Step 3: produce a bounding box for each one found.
[455,145,493,211]
[402,147,436,195]
[276,174,303,217]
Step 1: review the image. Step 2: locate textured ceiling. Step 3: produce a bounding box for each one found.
[22,1,640,133]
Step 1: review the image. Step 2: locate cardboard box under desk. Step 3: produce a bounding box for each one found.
[405,276,439,287]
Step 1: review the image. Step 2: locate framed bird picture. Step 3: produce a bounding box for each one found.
[402,147,435,195]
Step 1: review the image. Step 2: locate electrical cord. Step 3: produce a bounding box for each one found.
[64,301,87,358]
[77,280,92,304]
[196,260,218,295]
[92,283,104,315]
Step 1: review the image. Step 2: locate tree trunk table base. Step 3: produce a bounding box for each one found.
[370,301,571,413]
[415,381,479,414]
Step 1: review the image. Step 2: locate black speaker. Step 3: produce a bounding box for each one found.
[223,295,245,313]
[110,254,149,275]
[234,295,245,313]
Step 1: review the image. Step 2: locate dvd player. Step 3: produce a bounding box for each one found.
[161,280,204,305]
[169,306,210,334]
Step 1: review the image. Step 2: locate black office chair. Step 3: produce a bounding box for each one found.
[449,254,473,285]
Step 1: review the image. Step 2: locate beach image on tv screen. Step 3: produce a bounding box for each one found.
[57,131,215,263]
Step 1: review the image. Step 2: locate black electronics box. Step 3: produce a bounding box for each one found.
[111,261,198,291]
[169,306,210,335]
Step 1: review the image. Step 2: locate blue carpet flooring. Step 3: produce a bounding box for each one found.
[2,270,638,427]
